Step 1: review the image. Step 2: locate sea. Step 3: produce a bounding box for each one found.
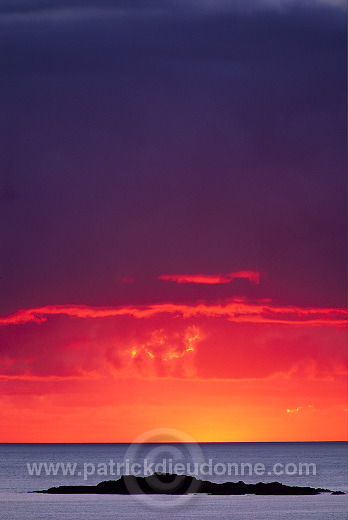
[0,442,347,519]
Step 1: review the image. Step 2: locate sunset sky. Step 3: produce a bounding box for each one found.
[0,0,346,442]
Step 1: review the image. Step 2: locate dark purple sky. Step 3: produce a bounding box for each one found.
[0,0,346,315]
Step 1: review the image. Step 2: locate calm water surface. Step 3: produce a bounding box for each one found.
[0,442,347,520]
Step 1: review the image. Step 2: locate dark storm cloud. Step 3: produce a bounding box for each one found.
[0,0,346,314]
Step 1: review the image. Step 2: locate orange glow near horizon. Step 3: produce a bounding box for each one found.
[0,375,346,442]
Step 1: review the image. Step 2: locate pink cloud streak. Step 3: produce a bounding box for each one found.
[0,301,346,327]
[159,271,261,284]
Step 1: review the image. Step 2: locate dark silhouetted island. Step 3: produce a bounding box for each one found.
[32,473,345,495]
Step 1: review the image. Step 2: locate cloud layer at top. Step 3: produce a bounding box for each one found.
[0,0,344,16]
[1,0,230,14]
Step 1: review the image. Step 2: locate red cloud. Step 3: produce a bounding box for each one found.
[159,271,261,285]
[0,301,346,327]
[0,304,346,382]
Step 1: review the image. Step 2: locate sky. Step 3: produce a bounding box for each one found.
[0,0,346,442]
